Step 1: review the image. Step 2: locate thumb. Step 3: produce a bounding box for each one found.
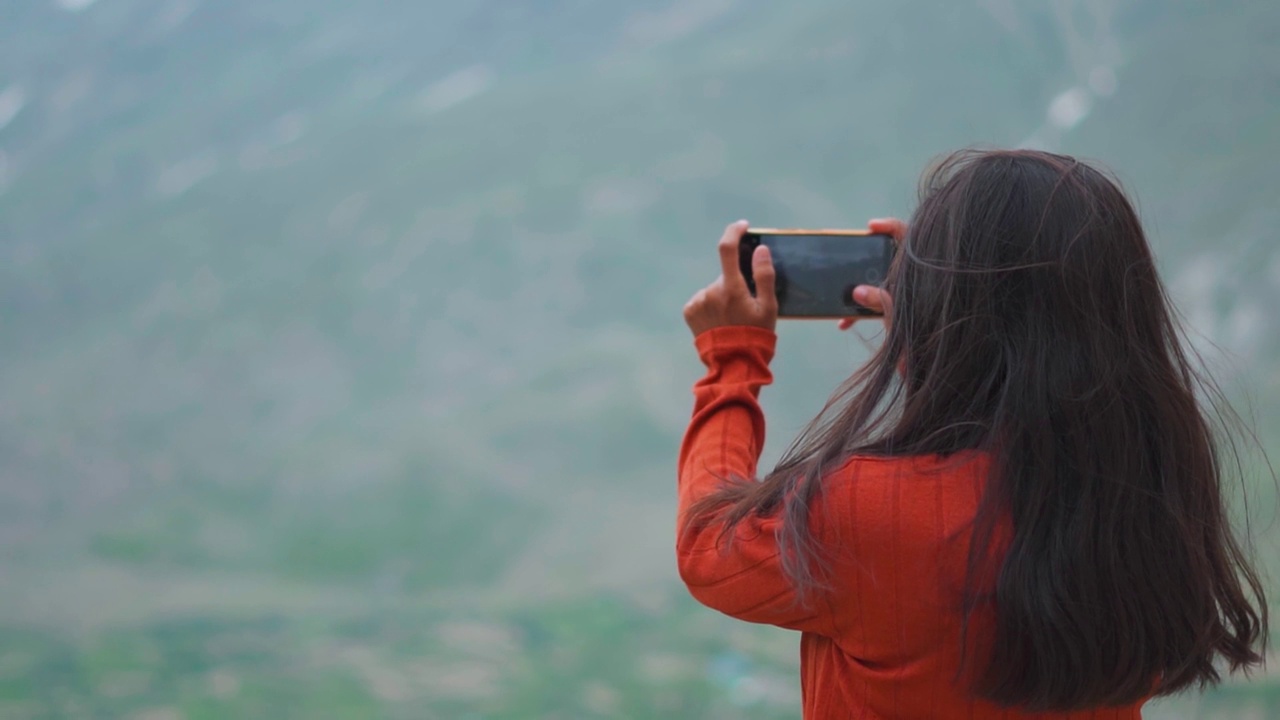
[869,217,907,240]
[752,245,777,311]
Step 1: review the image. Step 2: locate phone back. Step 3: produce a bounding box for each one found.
[739,229,895,318]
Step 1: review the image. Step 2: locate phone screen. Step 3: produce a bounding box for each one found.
[739,230,895,318]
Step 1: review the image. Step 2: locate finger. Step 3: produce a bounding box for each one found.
[717,220,750,290]
[868,217,907,241]
[707,275,725,298]
[837,318,855,331]
[683,288,707,318]
[852,285,889,314]
[751,245,777,314]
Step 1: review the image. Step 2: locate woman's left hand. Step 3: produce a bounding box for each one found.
[836,217,904,331]
[683,220,778,336]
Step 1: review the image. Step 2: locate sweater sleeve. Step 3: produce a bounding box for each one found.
[675,326,831,635]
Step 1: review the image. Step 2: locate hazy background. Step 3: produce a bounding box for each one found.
[1,0,1277,718]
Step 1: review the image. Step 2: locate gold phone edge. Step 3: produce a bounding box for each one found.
[778,314,886,319]
[746,228,874,236]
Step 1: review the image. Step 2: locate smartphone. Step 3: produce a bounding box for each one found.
[739,228,895,318]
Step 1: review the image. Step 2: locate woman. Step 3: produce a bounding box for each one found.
[676,149,1268,718]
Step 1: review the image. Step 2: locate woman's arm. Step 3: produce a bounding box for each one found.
[673,221,829,633]
[674,325,830,634]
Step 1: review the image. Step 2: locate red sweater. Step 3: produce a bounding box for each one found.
[676,326,1147,720]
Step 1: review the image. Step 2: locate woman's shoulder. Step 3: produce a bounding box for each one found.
[813,450,992,538]
[816,450,991,506]
[834,449,990,478]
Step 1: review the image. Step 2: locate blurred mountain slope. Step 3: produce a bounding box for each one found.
[0,0,1276,715]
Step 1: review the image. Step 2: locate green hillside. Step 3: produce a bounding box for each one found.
[0,0,1276,717]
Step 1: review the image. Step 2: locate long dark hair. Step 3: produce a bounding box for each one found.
[687,149,1268,710]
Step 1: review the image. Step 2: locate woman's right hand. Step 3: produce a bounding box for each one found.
[837,217,904,331]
